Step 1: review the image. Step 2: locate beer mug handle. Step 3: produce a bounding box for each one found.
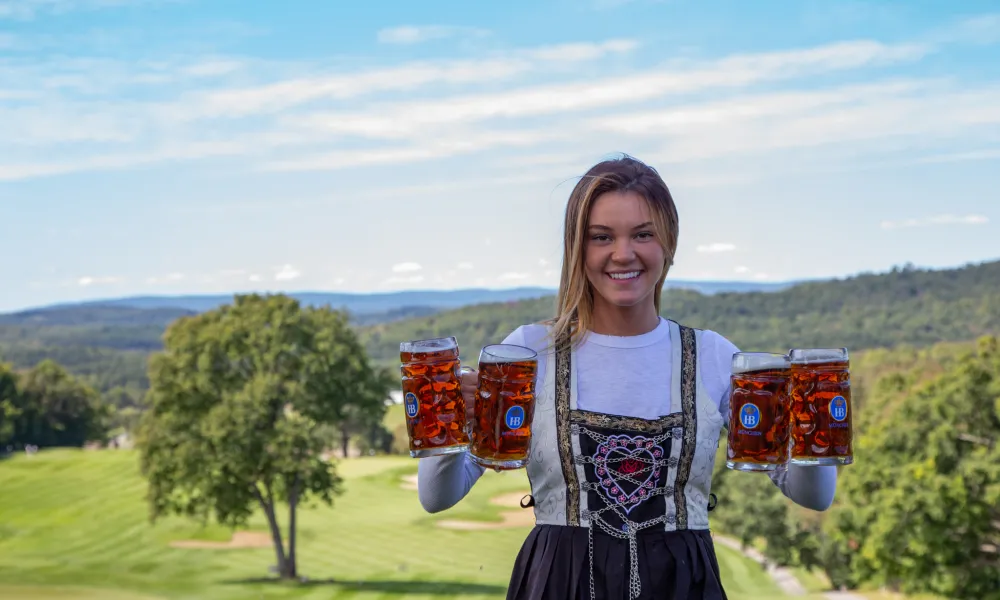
[459,365,476,438]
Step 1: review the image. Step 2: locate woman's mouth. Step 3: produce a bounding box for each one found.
[606,270,642,282]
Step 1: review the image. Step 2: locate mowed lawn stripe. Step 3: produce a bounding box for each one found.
[0,449,801,600]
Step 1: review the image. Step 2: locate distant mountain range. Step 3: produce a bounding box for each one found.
[7,279,800,323]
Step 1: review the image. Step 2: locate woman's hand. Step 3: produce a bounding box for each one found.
[460,367,478,424]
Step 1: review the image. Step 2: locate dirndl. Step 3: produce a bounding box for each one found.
[505,524,728,600]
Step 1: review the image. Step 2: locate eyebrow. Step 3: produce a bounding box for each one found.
[588,221,654,231]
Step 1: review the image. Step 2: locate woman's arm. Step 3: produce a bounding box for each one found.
[414,325,529,513]
[417,452,486,513]
[706,331,838,512]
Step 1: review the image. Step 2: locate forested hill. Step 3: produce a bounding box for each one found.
[359,259,1000,364]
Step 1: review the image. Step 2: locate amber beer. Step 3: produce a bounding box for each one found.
[726,352,792,471]
[399,336,470,458]
[790,348,853,466]
[469,344,538,470]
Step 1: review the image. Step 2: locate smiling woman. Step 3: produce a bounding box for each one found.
[416,153,838,600]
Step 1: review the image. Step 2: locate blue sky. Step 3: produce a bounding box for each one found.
[1,0,998,311]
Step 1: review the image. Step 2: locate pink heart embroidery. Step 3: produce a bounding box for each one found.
[594,434,666,514]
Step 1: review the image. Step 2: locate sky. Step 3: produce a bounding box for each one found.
[1,0,998,312]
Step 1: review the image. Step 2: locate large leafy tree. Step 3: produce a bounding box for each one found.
[136,293,389,580]
[828,336,1000,599]
[9,359,106,447]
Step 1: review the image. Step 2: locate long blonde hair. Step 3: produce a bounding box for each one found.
[548,154,679,349]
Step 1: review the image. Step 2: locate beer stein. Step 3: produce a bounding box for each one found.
[469,343,539,470]
[726,352,792,471]
[399,336,472,458]
[789,348,853,466]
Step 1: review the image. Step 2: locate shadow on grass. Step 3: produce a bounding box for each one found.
[222,577,506,596]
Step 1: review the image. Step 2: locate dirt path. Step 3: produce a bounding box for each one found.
[169,531,271,549]
[821,593,866,600]
[435,488,535,530]
[712,535,808,596]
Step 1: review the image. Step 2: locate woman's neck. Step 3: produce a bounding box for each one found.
[589,301,660,337]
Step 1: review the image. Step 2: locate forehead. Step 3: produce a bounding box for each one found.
[588,190,653,227]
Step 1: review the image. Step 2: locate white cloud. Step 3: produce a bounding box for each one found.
[376,25,489,45]
[538,258,549,267]
[880,214,990,229]
[734,266,751,274]
[391,262,422,273]
[77,275,122,286]
[274,264,301,281]
[696,243,737,253]
[282,42,924,142]
[522,39,637,62]
[1,25,996,184]
[248,274,262,283]
[457,262,474,270]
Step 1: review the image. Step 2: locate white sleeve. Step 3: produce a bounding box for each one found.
[702,330,838,512]
[416,325,528,513]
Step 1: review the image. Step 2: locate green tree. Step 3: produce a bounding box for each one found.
[0,362,20,447]
[830,336,1000,599]
[11,359,106,447]
[136,293,387,580]
[335,365,396,457]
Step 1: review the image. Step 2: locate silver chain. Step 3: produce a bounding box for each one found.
[575,426,680,600]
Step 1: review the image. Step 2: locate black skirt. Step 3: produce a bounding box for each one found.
[506,524,728,600]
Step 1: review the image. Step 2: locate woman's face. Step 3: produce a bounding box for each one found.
[584,190,666,310]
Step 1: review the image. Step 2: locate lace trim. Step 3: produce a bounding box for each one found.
[673,324,698,530]
[555,334,578,526]
[570,408,683,433]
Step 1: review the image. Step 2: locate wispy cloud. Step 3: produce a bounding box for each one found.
[391,262,422,273]
[1,21,998,183]
[273,264,301,281]
[880,214,990,230]
[376,25,489,45]
[77,275,123,286]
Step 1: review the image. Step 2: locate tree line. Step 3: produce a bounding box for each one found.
[360,260,1000,365]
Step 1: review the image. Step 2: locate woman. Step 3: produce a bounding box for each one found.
[417,155,837,600]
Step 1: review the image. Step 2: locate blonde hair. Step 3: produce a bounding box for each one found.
[548,154,679,349]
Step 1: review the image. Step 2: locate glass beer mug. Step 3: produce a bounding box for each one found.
[726,352,792,471]
[789,347,853,466]
[469,343,539,470]
[399,336,472,458]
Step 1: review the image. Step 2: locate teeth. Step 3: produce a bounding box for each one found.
[609,271,640,280]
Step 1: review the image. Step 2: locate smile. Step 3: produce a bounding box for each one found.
[607,271,642,281]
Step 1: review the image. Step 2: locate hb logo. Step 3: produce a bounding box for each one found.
[740,404,761,429]
[829,396,848,422]
[505,406,525,429]
[404,393,419,418]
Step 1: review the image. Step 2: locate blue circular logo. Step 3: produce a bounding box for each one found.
[829,396,848,422]
[505,406,526,429]
[740,404,761,429]
[404,393,419,418]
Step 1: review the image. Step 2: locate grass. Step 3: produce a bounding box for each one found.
[0,449,828,600]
